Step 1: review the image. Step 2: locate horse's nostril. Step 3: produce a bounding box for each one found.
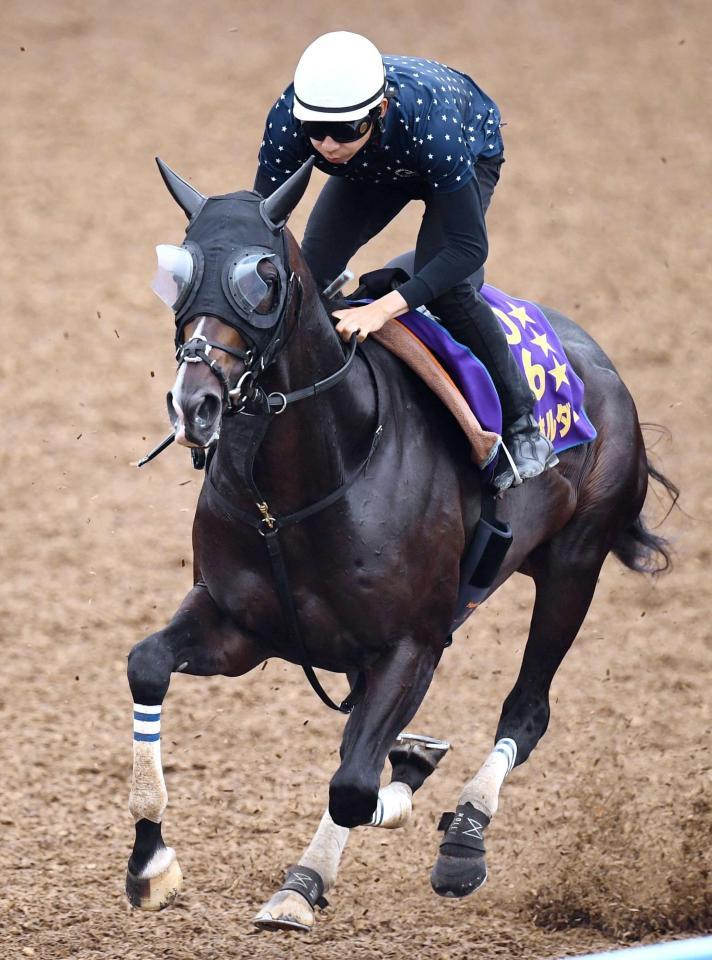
[194,394,221,427]
[166,392,178,427]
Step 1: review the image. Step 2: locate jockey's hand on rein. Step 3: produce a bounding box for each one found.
[333,290,409,343]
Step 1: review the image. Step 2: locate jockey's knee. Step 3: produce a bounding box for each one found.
[428,282,483,331]
[127,633,174,703]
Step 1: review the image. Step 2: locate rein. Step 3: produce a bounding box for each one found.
[176,279,380,715]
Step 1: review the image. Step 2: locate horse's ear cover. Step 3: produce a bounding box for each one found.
[155,157,206,220]
[260,156,316,231]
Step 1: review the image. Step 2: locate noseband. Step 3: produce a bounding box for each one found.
[176,333,254,411]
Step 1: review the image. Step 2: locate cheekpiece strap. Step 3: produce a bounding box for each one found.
[281,866,328,910]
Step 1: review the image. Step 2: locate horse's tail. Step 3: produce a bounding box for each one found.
[612,437,680,574]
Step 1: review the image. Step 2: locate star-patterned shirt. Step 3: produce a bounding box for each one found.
[256,55,503,194]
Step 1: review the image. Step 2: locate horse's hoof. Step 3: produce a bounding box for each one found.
[253,890,315,932]
[389,732,450,792]
[430,851,487,898]
[125,850,183,911]
[431,802,490,898]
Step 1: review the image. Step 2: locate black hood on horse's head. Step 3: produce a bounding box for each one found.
[154,157,315,350]
[175,191,289,348]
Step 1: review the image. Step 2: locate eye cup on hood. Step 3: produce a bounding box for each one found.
[225,252,286,328]
[229,254,274,309]
[151,244,197,311]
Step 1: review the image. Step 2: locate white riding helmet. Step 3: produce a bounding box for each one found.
[292,31,386,122]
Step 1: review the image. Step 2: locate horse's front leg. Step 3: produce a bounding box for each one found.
[252,640,443,932]
[126,582,265,910]
[330,636,441,827]
[253,733,449,932]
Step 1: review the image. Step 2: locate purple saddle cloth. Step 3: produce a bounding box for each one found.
[394,283,597,457]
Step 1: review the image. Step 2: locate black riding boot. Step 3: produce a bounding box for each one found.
[491,413,559,492]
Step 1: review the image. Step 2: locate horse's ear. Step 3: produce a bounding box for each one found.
[155,157,205,220]
[259,156,315,231]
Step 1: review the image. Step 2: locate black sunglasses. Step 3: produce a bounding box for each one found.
[301,114,375,144]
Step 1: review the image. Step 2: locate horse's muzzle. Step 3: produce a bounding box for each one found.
[166,389,221,448]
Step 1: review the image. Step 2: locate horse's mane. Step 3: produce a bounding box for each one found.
[315,291,357,336]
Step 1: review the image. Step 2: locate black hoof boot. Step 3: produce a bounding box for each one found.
[389,733,450,792]
[430,802,489,898]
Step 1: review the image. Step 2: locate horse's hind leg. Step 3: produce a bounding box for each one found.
[126,582,265,910]
[253,733,449,932]
[431,529,611,898]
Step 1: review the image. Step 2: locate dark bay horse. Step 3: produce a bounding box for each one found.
[126,158,676,930]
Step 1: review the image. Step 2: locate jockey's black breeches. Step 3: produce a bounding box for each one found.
[301,155,534,428]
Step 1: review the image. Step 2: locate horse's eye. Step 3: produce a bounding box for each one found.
[228,252,281,318]
[255,260,279,314]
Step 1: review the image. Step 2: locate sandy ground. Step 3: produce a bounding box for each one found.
[0,1,710,958]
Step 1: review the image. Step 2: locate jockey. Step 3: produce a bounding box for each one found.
[254,31,556,491]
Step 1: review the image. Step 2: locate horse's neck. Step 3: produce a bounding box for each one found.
[271,285,354,406]
[217,280,376,510]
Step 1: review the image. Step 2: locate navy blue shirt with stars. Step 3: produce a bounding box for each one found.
[255,55,504,307]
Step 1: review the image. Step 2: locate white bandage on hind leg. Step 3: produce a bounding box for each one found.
[299,810,350,892]
[368,781,413,829]
[459,738,517,819]
[129,704,168,824]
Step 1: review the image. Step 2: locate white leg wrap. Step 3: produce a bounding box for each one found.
[368,782,413,829]
[299,810,350,892]
[459,738,517,819]
[128,704,167,824]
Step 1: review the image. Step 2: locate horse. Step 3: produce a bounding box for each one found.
[125,156,677,931]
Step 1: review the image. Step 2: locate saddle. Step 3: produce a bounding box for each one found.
[351,268,596,472]
[373,313,501,468]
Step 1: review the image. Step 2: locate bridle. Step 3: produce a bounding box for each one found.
[174,271,359,422]
[175,332,254,413]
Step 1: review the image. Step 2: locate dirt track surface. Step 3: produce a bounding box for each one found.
[1,2,710,958]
